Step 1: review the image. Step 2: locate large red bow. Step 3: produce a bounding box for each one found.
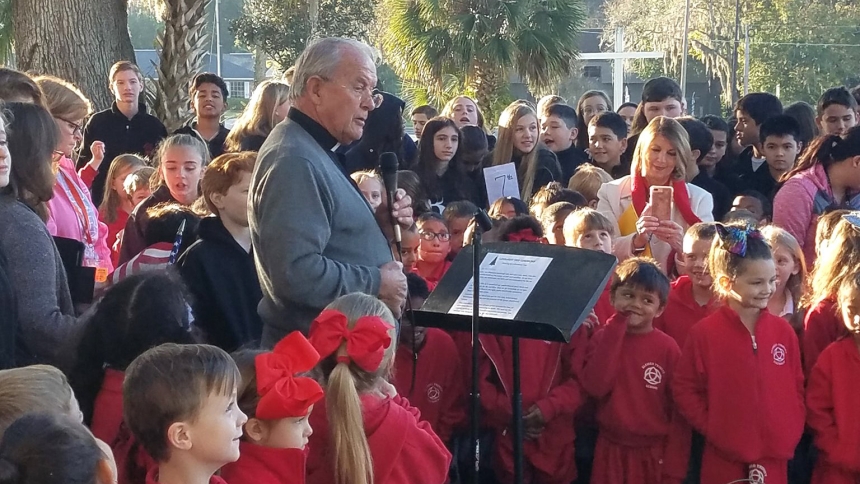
[308,309,393,372]
[255,332,324,420]
[506,228,541,243]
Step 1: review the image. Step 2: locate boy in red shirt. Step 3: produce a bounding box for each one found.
[806,272,860,484]
[123,343,248,484]
[673,223,805,484]
[582,257,689,484]
[394,273,465,444]
[655,222,719,349]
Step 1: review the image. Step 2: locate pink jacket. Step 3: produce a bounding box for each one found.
[46,156,113,272]
[772,164,830,267]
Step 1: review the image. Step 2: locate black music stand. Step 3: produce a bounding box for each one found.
[413,242,616,484]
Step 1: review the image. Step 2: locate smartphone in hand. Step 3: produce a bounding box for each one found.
[650,186,674,221]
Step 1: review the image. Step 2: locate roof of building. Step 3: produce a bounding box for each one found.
[134,50,254,80]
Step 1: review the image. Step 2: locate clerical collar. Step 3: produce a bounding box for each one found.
[288,108,340,152]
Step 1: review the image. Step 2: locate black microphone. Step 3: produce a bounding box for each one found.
[379,152,401,243]
[474,209,493,232]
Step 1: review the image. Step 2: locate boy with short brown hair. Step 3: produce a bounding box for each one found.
[123,343,247,484]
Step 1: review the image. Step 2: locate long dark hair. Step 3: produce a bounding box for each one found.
[414,117,470,200]
[4,103,59,221]
[69,271,198,424]
[0,413,104,484]
[781,126,860,182]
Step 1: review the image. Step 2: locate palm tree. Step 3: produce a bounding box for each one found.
[380,0,586,122]
[152,0,211,131]
[0,0,12,64]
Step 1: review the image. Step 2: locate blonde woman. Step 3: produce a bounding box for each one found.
[225,80,290,152]
[597,116,714,273]
[488,101,561,202]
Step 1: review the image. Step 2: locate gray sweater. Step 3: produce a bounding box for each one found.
[0,195,78,367]
[250,119,393,341]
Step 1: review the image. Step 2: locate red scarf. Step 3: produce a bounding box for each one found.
[631,172,701,226]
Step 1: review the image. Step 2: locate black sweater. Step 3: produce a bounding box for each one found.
[554,145,589,184]
[418,163,481,214]
[177,217,263,351]
[515,147,562,196]
[174,123,230,159]
[78,103,167,206]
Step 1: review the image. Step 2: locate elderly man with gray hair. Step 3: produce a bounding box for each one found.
[250,37,412,344]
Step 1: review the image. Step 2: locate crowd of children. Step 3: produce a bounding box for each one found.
[6,39,860,484]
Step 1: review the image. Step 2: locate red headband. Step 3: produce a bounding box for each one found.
[506,228,541,243]
[308,309,393,372]
[255,332,324,420]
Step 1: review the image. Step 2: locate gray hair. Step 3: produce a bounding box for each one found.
[289,37,376,102]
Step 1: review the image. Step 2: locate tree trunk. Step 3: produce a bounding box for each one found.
[471,62,504,129]
[153,0,211,132]
[12,0,136,110]
[308,0,320,40]
[253,46,267,85]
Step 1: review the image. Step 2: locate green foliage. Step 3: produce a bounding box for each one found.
[231,0,375,71]
[603,0,860,107]
[379,0,587,121]
[746,0,860,103]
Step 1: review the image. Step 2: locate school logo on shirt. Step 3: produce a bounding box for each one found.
[771,344,787,366]
[748,464,767,483]
[426,383,442,403]
[642,363,664,390]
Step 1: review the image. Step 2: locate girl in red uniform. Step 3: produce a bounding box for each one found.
[802,213,860,375]
[221,332,323,484]
[806,219,860,484]
[305,293,451,484]
[673,223,805,484]
[582,257,689,484]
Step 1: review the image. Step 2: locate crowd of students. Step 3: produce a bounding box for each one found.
[3,41,860,484]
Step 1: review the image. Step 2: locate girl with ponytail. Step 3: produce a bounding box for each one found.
[305,293,451,484]
[773,126,860,266]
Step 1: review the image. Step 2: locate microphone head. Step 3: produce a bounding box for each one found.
[474,209,494,232]
[379,152,399,193]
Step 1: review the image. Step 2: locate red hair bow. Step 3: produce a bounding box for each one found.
[308,309,393,372]
[506,228,541,243]
[255,332,324,420]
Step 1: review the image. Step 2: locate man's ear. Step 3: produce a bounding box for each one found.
[570,127,578,143]
[588,199,599,209]
[306,76,326,106]
[620,137,628,152]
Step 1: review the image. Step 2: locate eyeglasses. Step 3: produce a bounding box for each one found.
[419,230,451,242]
[56,117,83,136]
[318,76,383,108]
